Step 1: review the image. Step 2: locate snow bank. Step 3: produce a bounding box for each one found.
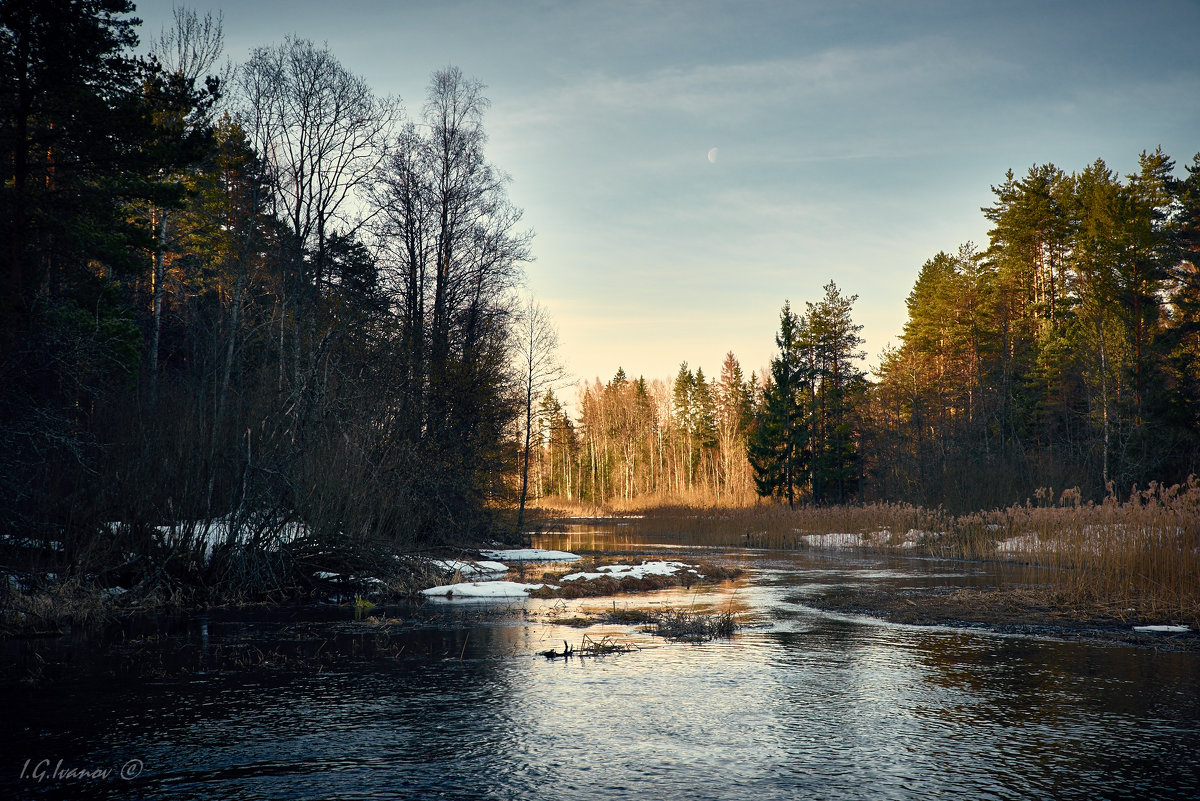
[801,532,868,548]
[421,580,557,599]
[559,560,699,582]
[798,530,934,549]
[480,548,580,562]
[995,533,1046,553]
[110,519,312,560]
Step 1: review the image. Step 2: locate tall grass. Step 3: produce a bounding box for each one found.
[531,478,1200,623]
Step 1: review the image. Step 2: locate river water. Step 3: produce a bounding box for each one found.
[3,523,1198,800]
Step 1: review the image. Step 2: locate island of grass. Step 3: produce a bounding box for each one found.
[420,553,742,600]
[528,559,742,598]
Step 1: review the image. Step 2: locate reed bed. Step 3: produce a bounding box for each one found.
[533,478,1200,624]
[583,606,738,642]
[650,609,738,641]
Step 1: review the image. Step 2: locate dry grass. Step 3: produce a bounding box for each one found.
[0,577,124,637]
[649,609,737,641]
[528,488,760,519]
[533,479,1200,624]
[546,605,738,642]
[593,606,737,641]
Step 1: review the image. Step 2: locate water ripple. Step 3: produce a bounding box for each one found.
[3,542,1199,800]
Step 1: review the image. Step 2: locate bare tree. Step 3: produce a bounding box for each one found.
[422,68,528,404]
[513,297,567,529]
[373,67,531,440]
[150,6,228,95]
[344,66,533,542]
[237,37,399,392]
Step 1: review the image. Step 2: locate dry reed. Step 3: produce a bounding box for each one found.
[532,478,1200,624]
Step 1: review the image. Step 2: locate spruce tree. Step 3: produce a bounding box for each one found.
[805,281,866,503]
[749,302,808,508]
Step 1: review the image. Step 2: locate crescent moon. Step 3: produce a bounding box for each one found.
[707,147,719,163]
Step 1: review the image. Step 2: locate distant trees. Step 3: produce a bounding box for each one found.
[520,355,756,507]
[520,151,1200,513]
[714,351,753,501]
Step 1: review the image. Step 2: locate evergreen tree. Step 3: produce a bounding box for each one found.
[805,281,866,503]
[0,0,218,536]
[749,302,808,508]
[715,351,751,498]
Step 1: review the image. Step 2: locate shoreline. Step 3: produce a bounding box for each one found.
[801,583,1200,651]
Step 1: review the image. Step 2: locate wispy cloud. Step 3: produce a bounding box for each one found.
[497,36,1003,128]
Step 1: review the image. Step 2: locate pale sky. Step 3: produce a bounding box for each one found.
[135,0,1200,387]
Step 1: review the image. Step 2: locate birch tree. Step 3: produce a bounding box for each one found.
[513,297,566,528]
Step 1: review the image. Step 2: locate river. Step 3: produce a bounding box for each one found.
[3,522,1198,799]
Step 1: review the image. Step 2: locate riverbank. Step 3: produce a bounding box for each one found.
[0,547,487,640]
[802,583,1200,651]
[529,483,1200,626]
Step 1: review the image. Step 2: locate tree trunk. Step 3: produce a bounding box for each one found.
[516,381,533,531]
[150,206,168,402]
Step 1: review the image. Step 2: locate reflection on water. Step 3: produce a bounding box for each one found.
[3,523,1198,800]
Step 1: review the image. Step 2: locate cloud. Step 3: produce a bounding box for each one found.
[499,37,1000,125]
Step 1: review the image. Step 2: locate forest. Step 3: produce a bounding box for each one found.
[2,2,1199,607]
[2,1,533,599]
[529,153,1200,512]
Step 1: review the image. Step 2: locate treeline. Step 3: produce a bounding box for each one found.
[870,150,1200,507]
[525,282,867,509]
[1,0,530,573]
[527,150,1200,511]
[530,357,756,506]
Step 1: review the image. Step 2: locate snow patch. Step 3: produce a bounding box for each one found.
[560,560,697,582]
[121,519,313,561]
[480,548,581,562]
[801,532,867,548]
[1133,625,1190,633]
[421,580,556,599]
[0,534,64,552]
[995,533,1048,553]
[799,529,940,549]
[430,559,508,576]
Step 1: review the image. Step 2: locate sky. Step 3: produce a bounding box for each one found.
[133,0,1200,389]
